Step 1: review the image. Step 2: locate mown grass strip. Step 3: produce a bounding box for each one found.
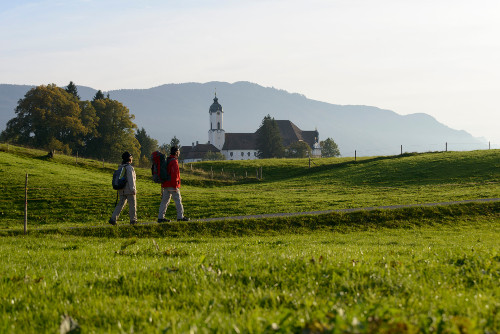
[2,201,498,238]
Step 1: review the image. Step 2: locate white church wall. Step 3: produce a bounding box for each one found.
[223,150,258,161]
[208,129,225,150]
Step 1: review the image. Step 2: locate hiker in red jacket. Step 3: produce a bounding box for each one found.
[157,146,190,222]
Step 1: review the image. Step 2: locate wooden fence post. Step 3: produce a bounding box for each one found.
[102,159,105,168]
[446,142,448,152]
[24,173,28,235]
[401,145,402,155]
[355,150,357,161]
[256,168,259,179]
[245,170,248,178]
[260,167,263,179]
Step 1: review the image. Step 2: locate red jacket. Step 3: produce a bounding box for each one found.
[161,155,181,188]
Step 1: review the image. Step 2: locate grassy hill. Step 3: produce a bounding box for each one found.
[1,144,499,333]
[0,143,499,230]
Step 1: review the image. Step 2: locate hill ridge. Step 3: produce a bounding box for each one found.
[0,82,486,156]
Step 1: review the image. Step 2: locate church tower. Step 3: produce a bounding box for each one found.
[208,93,225,150]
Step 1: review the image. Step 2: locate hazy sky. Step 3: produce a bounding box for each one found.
[1,0,499,144]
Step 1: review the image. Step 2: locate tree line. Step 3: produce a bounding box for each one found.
[0,82,177,165]
[0,83,340,163]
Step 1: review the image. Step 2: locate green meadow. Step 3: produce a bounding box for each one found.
[1,219,499,333]
[0,144,499,333]
[0,144,498,229]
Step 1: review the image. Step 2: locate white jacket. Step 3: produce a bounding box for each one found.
[118,163,136,195]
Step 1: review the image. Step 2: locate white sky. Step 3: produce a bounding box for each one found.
[1,0,499,144]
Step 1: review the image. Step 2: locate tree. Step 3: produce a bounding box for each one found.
[160,136,181,154]
[85,97,140,160]
[158,143,169,155]
[93,90,105,101]
[135,127,158,166]
[204,151,225,161]
[169,136,180,150]
[75,100,99,152]
[256,115,285,158]
[287,141,311,158]
[321,138,341,157]
[1,84,90,154]
[65,81,80,99]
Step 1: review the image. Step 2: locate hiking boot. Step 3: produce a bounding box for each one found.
[177,217,190,222]
[130,220,138,225]
[108,219,116,226]
[157,218,171,223]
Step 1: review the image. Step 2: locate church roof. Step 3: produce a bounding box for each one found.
[209,94,223,113]
[181,143,220,160]
[301,130,319,147]
[220,121,318,151]
[275,120,318,148]
[222,133,257,150]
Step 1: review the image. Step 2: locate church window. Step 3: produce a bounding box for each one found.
[247,152,250,156]
[254,152,257,156]
[230,152,233,157]
[241,152,244,156]
[217,122,220,130]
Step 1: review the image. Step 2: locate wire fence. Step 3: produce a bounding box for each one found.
[345,141,498,158]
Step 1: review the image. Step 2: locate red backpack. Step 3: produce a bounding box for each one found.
[151,151,165,183]
[151,151,172,183]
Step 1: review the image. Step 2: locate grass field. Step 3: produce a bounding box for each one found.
[0,144,499,229]
[0,144,499,333]
[1,217,499,333]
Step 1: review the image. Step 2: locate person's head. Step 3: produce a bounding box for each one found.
[121,151,133,164]
[170,146,180,157]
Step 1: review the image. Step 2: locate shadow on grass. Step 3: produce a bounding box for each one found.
[256,152,426,184]
[2,201,498,239]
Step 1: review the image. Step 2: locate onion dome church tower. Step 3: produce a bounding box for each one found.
[208,93,225,150]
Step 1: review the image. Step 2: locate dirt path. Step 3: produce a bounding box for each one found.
[194,198,500,222]
[26,197,500,231]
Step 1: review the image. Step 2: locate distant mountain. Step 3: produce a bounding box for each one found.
[0,82,486,156]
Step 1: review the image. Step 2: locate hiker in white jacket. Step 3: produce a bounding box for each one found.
[109,152,137,225]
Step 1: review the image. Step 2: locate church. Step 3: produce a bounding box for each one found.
[181,94,321,162]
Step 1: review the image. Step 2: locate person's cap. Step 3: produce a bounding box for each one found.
[122,151,132,161]
[170,146,179,155]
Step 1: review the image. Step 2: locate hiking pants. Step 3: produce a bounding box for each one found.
[111,193,137,223]
[158,187,184,220]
